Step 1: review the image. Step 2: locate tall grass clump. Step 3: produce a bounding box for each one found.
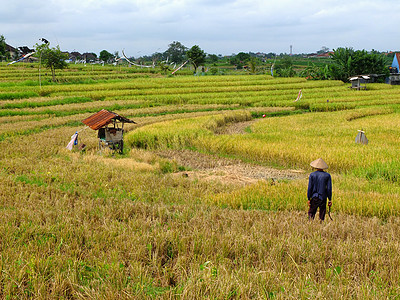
[353,160,400,183]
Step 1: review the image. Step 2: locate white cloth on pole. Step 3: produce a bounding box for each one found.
[66,132,78,150]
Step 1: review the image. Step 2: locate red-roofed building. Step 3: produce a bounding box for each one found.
[316,51,334,58]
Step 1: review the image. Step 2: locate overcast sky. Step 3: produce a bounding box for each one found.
[1,0,399,57]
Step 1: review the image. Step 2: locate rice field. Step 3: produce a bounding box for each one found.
[1,62,400,298]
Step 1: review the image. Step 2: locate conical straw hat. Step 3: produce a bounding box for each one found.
[310,158,328,169]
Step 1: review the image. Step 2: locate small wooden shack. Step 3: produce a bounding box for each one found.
[82,109,136,153]
[349,75,370,90]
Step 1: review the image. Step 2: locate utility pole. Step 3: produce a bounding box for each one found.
[39,51,42,89]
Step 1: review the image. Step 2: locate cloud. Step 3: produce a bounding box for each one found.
[1,0,398,55]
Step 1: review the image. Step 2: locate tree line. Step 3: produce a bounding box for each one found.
[0,34,392,82]
[123,41,391,82]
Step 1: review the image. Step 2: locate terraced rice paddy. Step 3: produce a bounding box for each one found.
[1,62,400,298]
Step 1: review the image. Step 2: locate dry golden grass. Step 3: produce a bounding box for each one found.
[2,181,400,298]
[1,66,400,298]
[1,122,399,298]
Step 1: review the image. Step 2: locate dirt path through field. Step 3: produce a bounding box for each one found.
[156,119,306,186]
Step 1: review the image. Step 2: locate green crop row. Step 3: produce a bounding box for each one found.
[0,97,94,109]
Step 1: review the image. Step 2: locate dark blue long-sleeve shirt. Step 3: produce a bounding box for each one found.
[307,170,332,201]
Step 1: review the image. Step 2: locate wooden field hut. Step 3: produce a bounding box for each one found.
[82,109,136,153]
[349,75,370,90]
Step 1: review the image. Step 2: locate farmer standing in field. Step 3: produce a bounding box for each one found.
[307,158,332,221]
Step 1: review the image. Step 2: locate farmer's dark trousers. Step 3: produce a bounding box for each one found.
[308,197,326,221]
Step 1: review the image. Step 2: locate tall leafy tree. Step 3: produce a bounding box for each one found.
[186,45,206,73]
[229,52,251,66]
[236,52,251,62]
[164,41,188,64]
[35,43,68,82]
[248,57,259,74]
[274,56,296,77]
[0,35,8,59]
[328,47,354,82]
[329,47,389,82]
[351,50,389,77]
[207,54,219,64]
[99,50,114,63]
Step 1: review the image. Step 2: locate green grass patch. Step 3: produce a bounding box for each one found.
[353,161,400,183]
[16,174,47,187]
[0,91,39,100]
